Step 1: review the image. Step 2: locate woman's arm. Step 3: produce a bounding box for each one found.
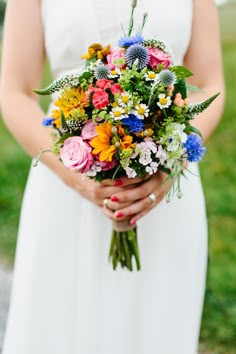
[0,0,129,214]
[184,0,225,141]
[104,0,225,225]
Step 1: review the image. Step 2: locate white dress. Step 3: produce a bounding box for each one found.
[2,1,208,354]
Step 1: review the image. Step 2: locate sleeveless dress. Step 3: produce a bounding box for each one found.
[2,1,208,354]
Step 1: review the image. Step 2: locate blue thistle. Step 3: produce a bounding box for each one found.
[125,44,149,70]
[94,64,111,80]
[118,33,144,47]
[159,70,176,86]
[184,135,206,162]
[122,114,144,133]
[42,117,55,126]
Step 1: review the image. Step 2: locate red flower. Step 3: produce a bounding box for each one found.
[111,83,123,95]
[96,79,113,90]
[92,89,109,109]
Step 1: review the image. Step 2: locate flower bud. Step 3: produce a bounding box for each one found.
[112,126,117,134]
[115,141,120,148]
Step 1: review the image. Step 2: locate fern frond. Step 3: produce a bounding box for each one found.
[33,69,83,95]
[186,92,220,119]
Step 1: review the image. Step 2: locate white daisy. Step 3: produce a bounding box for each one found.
[157,94,172,109]
[108,68,121,78]
[134,103,150,119]
[110,106,127,120]
[118,92,133,107]
[144,71,159,82]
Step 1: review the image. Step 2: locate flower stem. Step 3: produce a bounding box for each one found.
[128,0,137,36]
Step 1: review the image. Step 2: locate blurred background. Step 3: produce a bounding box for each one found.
[0,1,235,353]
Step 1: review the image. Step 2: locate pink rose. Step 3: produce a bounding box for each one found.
[148,48,171,69]
[81,120,98,140]
[60,136,94,172]
[111,83,123,95]
[96,159,118,171]
[107,47,126,70]
[92,89,109,109]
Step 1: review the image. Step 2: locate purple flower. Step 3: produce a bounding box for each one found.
[118,33,144,47]
[123,114,144,133]
[184,134,206,162]
[42,117,55,126]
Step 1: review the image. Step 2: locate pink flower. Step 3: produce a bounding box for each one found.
[92,89,109,109]
[85,84,95,101]
[81,120,98,140]
[60,136,94,172]
[107,47,126,70]
[96,79,112,90]
[111,83,123,95]
[96,159,118,171]
[148,48,171,69]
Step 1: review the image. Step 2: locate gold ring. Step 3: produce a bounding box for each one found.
[103,198,109,209]
[148,193,156,203]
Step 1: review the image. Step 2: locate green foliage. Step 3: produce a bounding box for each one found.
[0,0,6,26]
[173,79,187,99]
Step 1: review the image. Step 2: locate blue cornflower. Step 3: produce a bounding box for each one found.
[118,33,144,47]
[42,117,55,126]
[184,134,206,162]
[123,114,144,133]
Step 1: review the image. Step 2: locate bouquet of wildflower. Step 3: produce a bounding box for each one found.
[34,0,219,271]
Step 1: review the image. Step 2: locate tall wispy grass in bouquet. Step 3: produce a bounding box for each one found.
[33,0,219,271]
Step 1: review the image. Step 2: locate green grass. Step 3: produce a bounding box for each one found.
[0,4,236,353]
[199,3,236,353]
[0,62,52,263]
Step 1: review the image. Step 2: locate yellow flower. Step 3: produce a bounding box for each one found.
[81,43,110,60]
[51,109,61,128]
[51,87,88,128]
[90,122,133,162]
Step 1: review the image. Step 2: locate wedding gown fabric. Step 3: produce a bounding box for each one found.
[3,1,208,354]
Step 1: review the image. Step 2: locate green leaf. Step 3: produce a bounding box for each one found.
[186,84,205,93]
[171,66,193,79]
[173,79,187,99]
[60,111,68,131]
[57,132,74,144]
[85,57,97,67]
[189,125,203,138]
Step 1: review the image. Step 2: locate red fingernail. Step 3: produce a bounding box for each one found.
[116,212,124,218]
[114,179,123,186]
[111,196,119,202]
[128,214,133,218]
[130,219,136,225]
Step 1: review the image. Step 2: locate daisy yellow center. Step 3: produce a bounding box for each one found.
[160,97,168,105]
[122,95,129,103]
[114,110,122,117]
[148,72,156,79]
[112,102,118,108]
[138,107,145,115]
[111,70,116,75]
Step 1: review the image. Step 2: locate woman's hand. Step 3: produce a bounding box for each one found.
[102,170,172,225]
[64,170,147,219]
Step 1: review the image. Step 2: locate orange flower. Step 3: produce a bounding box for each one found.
[81,43,110,60]
[51,109,61,129]
[51,87,88,128]
[90,122,133,162]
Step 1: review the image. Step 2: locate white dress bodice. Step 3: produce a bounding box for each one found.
[41,0,193,78]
